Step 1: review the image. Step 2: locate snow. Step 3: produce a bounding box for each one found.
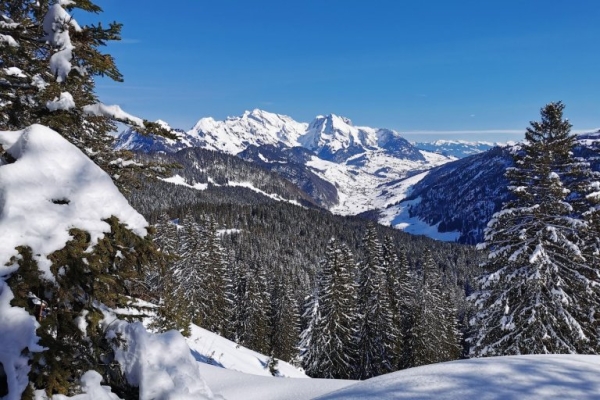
[315,355,600,399]
[0,34,18,47]
[185,324,306,378]
[160,175,302,206]
[83,103,145,127]
[106,321,214,400]
[43,3,80,82]
[160,174,208,190]
[3,67,26,78]
[46,92,75,111]
[36,371,122,400]
[198,363,355,400]
[0,280,44,400]
[0,125,148,280]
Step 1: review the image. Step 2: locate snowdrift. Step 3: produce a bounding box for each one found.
[315,355,600,400]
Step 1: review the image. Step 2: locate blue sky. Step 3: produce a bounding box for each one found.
[81,1,600,142]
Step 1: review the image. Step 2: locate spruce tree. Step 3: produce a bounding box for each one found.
[383,236,415,370]
[0,0,173,189]
[410,249,460,366]
[270,274,300,363]
[356,225,394,379]
[469,102,600,356]
[201,217,231,335]
[300,239,357,379]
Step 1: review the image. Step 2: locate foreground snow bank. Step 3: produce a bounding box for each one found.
[315,355,600,400]
[107,319,215,400]
[198,363,355,400]
[0,124,147,280]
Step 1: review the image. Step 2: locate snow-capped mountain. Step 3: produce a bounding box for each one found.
[299,114,424,162]
[117,109,455,215]
[413,140,499,159]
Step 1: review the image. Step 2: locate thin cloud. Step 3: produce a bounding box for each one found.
[402,130,523,136]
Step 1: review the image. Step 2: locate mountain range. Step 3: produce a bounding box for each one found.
[116,109,454,217]
[118,110,599,244]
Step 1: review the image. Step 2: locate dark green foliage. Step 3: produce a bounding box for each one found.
[470,102,600,356]
[301,239,357,379]
[410,249,461,367]
[356,225,394,379]
[7,218,155,396]
[383,236,415,370]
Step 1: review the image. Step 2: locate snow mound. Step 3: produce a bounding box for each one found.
[108,320,215,400]
[315,355,600,399]
[0,124,148,280]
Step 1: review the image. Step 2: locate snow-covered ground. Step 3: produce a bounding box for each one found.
[198,363,355,400]
[314,355,600,399]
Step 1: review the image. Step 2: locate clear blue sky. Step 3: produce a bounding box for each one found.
[81,1,600,142]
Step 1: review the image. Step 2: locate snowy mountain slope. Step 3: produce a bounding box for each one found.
[413,139,499,159]
[154,147,321,208]
[379,132,600,244]
[117,110,454,217]
[299,114,424,162]
[315,355,600,400]
[185,324,306,378]
[188,109,308,154]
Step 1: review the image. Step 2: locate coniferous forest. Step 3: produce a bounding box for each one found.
[2,1,600,399]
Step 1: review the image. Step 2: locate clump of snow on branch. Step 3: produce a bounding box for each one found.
[34,370,122,400]
[83,103,145,127]
[42,3,81,82]
[0,34,18,47]
[46,92,75,111]
[0,124,148,281]
[3,67,26,78]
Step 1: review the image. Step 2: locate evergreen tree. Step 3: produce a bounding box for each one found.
[201,216,231,335]
[470,102,600,356]
[356,225,394,379]
[300,239,357,379]
[270,274,300,363]
[0,0,173,189]
[237,262,271,355]
[383,236,415,370]
[410,249,460,366]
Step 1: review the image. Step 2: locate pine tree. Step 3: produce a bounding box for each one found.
[469,102,600,356]
[300,239,357,379]
[356,225,394,379]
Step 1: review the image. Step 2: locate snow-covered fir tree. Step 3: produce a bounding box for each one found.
[469,102,600,356]
[356,225,394,379]
[410,249,461,366]
[0,0,172,190]
[237,262,271,355]
[270,274,300,363]
[300,239,357,379]
[198,216,231,335]
[383,236,415,370]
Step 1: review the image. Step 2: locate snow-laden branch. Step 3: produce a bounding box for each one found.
[83,103,144,127]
